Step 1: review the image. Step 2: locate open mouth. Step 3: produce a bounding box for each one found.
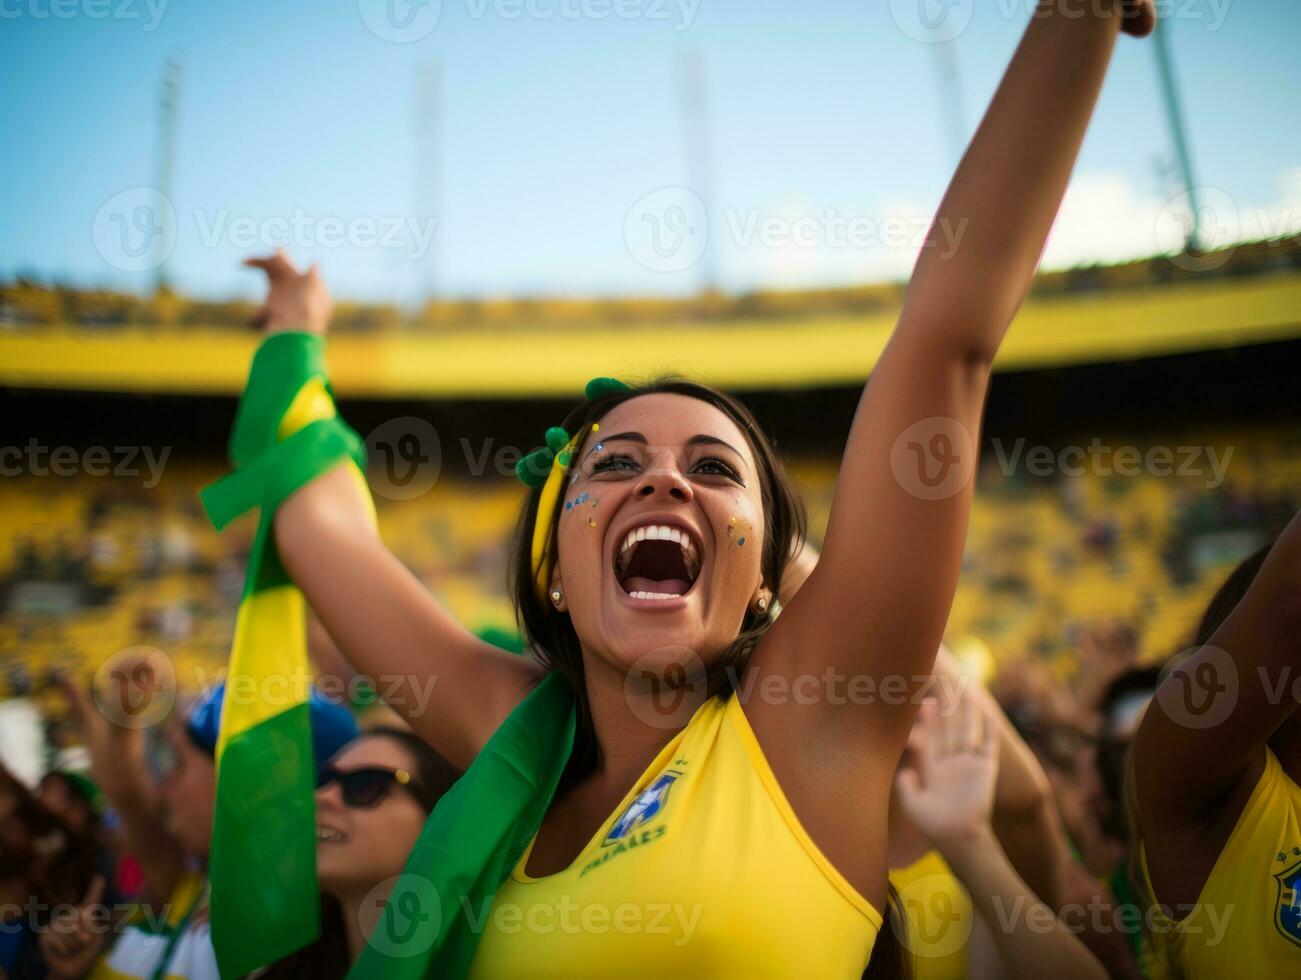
[615,524,701,601]
[315,826,348,844]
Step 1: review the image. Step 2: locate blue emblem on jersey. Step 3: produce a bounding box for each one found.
[605,772,680,844]
[1276,859,1301,948]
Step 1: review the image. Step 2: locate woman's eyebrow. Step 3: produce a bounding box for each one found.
[582,430,646,460]
[687,434,743,457]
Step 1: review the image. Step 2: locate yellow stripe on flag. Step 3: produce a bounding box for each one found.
[215,584,307,757]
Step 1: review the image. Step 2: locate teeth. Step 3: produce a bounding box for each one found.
[629,590,683,600]
[315,827,345,843]
[617,524,701,581]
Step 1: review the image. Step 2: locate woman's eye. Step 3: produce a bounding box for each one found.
[591,455,639,475]
[693,457,741,480]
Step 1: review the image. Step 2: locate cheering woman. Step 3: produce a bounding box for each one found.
[236,3,1155,975]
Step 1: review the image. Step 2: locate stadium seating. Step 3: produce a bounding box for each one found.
[4,421,1298,726]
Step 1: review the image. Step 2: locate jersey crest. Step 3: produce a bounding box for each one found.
[605,772,680,844]
[1275,857,1301,948]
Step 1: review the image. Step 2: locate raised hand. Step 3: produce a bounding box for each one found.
[243,249,333,335]
[894,694,1001,851]
[38,874,111,980]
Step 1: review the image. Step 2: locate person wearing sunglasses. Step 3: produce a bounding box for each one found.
[43,661,357,980]
[256,727,459,979]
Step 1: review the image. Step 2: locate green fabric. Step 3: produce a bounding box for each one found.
[209,701,319,978]
[201,331,364,978]
[346,673,576,980]
[200,417,363,530]
[227,331,330,466]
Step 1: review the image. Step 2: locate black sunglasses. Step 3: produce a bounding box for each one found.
[316,765,436,811]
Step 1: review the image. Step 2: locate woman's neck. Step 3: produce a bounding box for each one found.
[337,884,386,964]
[581,656,701,790]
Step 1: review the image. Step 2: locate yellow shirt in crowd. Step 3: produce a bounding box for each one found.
[1140,747,1301,978]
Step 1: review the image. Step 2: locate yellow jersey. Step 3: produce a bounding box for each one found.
[890,850,972,980]
[1139,747,1301,977]
[466,692,882,978]
[91,872,218,980]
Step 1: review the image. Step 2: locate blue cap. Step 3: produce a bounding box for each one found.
[186,681,359,765]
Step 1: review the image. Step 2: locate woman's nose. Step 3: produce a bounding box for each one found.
[635,453,693,503]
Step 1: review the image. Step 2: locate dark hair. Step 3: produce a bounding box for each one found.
[510,379,807,779]
[1094,665,1164,842]
[862,883,911,980]
[359,725,462,804]
[1191,541,1272,648]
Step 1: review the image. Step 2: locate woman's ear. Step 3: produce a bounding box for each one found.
[750,579,773,617]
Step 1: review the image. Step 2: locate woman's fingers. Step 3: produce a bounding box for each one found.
[242,248,300,278]
[1121,0,1156,38]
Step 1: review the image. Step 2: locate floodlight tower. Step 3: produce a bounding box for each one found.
[678,51,718,296]
[155,57,182,292]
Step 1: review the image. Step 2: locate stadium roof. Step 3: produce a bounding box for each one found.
[2,273,1299,398]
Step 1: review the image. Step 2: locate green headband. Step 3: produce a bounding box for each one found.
[515,377,631,602]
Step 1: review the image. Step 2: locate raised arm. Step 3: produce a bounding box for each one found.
[758,1,1153,753]
[897,698,1107,980]
[244,253,542,769]
[1133,508,1301,901]
[55,665,184,904]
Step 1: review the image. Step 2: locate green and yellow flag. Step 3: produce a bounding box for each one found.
[201,334,366,977]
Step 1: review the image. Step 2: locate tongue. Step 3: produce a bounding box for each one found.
[624,576,691,596]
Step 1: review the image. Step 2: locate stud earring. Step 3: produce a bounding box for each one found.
[550,589,563,607]
[756,596,769,612]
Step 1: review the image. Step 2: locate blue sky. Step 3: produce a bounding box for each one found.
[1,0,1297,303]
